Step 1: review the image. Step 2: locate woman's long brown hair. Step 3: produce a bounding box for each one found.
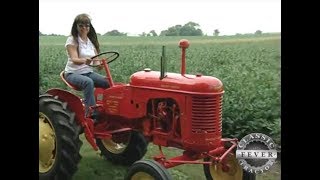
[70,13,100,53]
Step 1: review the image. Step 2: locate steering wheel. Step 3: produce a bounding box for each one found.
[89,51,120,67]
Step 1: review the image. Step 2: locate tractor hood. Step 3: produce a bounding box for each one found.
[129,69,223,93]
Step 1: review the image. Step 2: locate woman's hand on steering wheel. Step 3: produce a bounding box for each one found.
[85,58,93,65]
[87,58,102,67]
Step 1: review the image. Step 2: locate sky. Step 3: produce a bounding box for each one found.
[39,0,281,36]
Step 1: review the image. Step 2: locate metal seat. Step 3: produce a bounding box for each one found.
[60,71,81,91]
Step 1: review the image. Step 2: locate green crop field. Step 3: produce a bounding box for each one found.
[39,34,281,179]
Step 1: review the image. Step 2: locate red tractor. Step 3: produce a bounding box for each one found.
[39,39,256,180]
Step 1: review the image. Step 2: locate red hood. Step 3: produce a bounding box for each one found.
[129,70,223,93]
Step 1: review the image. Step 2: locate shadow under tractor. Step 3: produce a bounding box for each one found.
[39,39,256,180]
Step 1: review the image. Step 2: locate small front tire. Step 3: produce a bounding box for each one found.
[96,131,148,165]
[203,153,256,180]
[125,160,172,180]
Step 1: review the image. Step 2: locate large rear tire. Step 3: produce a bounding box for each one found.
[96,131,148,165]
[125,159,172,180]
[39,94,82,180]
[203,153,256,180]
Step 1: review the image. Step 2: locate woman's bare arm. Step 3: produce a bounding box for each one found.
[66,44,90,65]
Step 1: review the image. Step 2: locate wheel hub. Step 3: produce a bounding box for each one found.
[102,139,127,154]
[39,112,56,173]
[131,172,154,180]
[209,153,243,180]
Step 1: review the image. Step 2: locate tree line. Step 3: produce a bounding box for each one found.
[40,21,265,37]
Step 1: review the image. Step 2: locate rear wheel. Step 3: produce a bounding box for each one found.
[203,153,256,180]
[125,160,172,180]
[96,131,148,165]
[39,94,82,180]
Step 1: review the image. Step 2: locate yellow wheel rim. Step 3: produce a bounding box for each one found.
[131,172,155,180]
[209,153,243,180]
[102,139,128,154]
[39,112,56,173]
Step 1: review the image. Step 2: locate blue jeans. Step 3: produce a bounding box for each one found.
[65,72,109,116]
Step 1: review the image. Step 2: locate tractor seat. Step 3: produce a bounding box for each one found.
[60,71,81,91]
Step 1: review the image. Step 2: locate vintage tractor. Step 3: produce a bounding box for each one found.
[39,39,256,180]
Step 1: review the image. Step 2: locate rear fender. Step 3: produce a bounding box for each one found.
[46,88,86,125]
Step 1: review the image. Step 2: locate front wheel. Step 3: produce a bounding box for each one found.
[125,160,172,180]
[203,153,256,180]
[96,131,148,165]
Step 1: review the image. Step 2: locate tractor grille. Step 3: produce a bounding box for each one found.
[191,95,222,133]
